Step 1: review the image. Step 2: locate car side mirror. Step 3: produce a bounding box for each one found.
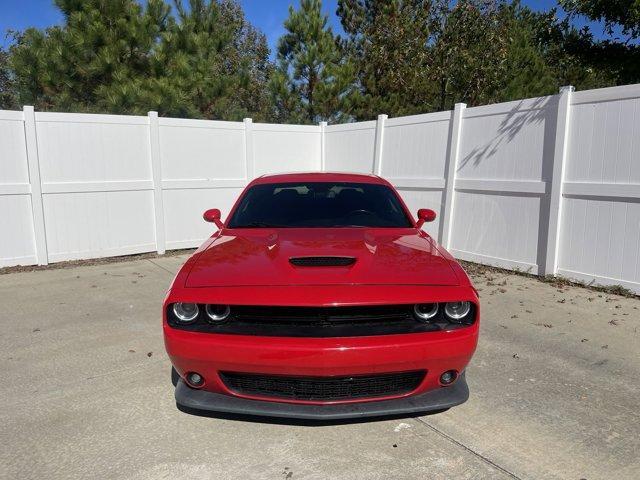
[416,208,436,228]
[203,208,224,229]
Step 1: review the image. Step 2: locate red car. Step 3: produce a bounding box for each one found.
[163,172,479,419]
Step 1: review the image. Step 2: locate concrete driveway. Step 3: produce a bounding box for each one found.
[1,253,638,480]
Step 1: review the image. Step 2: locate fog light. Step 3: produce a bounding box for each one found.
[187,372,204,387]
[440,370,457,385]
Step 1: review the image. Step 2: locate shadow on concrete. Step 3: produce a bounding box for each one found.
[176,403,449,427]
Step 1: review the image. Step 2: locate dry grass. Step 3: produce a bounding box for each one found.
[459,260,637,299]
[0,249,196,275]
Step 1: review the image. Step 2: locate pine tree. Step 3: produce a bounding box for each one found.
[560,0,640,40]
[147,0,272,120]
[338,0,436,119]
[270,0,356,124]
[10,0,171,113]
[559,0,640,86]
[429,0,515,110]
[497,9,558,102]
[0,48,18,109]
[9,0,273,120]
[337,0,613,115]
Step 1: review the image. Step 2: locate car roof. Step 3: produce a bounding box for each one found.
[250,172,387,186]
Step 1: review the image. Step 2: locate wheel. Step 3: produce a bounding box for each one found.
[171,366,180,387]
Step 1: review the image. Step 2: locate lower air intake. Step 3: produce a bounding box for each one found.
[219,370,426,401]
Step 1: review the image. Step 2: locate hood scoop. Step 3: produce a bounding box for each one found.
[289,256,356,267]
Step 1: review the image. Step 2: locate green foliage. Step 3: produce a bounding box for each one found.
[9,0,271,120]
[151,0,272,120]
[10,0,171,113]
[338,0,531,116]
[428,1,515,111]
[560,0,640,39]
[270,0,357,123]
[492,4,610,102]
[558,0,640,87]
[337,0,436,118]
[4,0,640,122]
[0,48,18,109]
[337,0,631,118]
[496,8,559,102]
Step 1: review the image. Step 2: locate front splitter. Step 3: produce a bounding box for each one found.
[175,372,469,420]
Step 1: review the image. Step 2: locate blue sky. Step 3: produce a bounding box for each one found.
[0,0,615,53]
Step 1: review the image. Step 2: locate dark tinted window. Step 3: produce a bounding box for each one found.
[228,182,412,228]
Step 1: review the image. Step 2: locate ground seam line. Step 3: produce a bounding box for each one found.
[414,417,523,480]
[146,258,175,275]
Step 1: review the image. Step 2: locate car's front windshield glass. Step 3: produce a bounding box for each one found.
[227,182,413,228]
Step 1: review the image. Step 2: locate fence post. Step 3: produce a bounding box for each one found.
[244,118,254,180]
[440,103,466,248]
[544,86,574,276]
[23,106,48,265]
[372,114,387,175]
[319,121,327,171]
[148,111,166,255]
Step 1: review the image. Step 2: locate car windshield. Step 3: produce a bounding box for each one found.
[228,182,413,228]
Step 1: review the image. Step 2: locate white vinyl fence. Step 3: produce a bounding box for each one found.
[1,84,639,293]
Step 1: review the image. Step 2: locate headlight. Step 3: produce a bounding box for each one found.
[414,303,439,321]
[206,304,231,322]
[444,301,471,321]
[172,303,199,323]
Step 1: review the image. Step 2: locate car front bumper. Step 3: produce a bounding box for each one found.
[165,323,478,418]
[175,371,469,420]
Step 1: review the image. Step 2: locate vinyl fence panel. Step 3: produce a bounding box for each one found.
[449,96,559,274]
[158,117,247,250]
[380,111,453,241]
[557,85,640,292]
[34,112,157,262]
[1,83,638,294]
[251,123,321,176]
[0,110,37,267]
[324,121,377,173]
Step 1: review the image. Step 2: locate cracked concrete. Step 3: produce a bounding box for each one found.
[0,254,638,479]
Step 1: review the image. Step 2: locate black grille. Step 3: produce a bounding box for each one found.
[233,305,410,323]
[289,256,356,267]
[220,370,426,401]
[224,304,436,336]
[166,304,476,337]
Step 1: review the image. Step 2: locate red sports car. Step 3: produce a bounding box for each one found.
[163,172,479,419]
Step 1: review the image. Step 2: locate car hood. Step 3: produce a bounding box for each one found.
[185,228,460,288]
